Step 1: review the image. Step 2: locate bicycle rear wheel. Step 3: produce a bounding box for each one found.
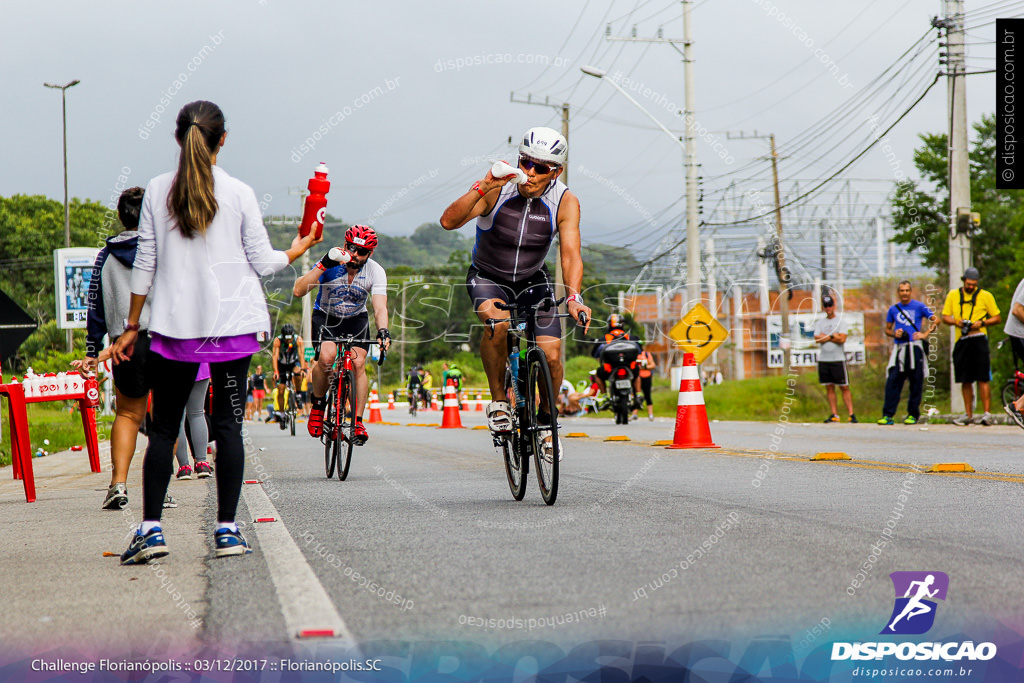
[409,391,418,417]
[323,385,337,478]
[502,366,527,501]
[337,369,356,481]
[527,348,559,505]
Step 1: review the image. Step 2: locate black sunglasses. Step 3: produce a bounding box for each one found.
[346,242,372,256]
[519,155,558,175]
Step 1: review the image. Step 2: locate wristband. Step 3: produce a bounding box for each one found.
[471,182,486,197]
[567,293,584,306]
[123,319,140,332]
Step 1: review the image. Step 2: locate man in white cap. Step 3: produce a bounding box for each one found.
[814,293,857,423]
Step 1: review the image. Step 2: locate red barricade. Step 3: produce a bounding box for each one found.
[1,372,103,503]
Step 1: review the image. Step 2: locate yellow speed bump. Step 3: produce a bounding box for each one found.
[566,432,589,438]
[652,439,674,446]
[605,435,631,442]
[811,452,851,461]
[472,425,489,430]
[926,463,975,473]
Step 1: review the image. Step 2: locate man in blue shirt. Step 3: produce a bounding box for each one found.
[878,281,937,425]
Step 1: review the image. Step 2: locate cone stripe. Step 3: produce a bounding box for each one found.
[678,392,705,406]
[681,365,700,381]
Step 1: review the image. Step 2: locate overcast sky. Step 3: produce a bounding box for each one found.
[0,1,1009,258]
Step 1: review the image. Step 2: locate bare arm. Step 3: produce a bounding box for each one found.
[439,168,515,230]
[293,267,323,298]
[556,192,592,332]
[271,338,281,378]
[371,293,391,351]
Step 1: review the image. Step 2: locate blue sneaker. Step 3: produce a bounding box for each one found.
[120,526,169,565]
[214,528,253,557]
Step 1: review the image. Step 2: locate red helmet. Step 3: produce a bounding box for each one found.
[345,224,378,250]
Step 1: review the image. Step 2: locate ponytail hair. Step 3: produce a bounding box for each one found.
[168,100,225,238]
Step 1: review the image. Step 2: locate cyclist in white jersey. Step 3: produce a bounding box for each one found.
[440,126,591,445]
[293,224,391,445]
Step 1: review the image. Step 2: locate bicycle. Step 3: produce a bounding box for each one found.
[320,333,386,480]
[485,296,587,505]
[997,338,1024,408]
[408,386,419,417]
[276,372,299,437]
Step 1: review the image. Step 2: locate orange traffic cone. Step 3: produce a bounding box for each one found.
[430,392,438,411]
[475,392,483,411]
[387,393,395,410]
[460,391,469,411]
[666,353,718,449]
[367,389,383,424]
[440,379,463,428]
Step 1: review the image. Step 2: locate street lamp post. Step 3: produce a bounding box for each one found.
[44,79,81,353]
[580,66,700,310]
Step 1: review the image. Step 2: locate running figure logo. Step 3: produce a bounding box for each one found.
[881,571,949,635]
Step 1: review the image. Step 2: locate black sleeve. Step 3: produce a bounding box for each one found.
[85,249,110,358]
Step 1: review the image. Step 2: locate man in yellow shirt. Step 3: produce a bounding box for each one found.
[941,267,1002,425]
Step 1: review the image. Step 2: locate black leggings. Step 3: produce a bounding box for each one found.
[142,353,251,522]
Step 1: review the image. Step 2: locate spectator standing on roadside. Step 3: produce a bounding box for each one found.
[814,293,857,424]
[111,100,319,565]
[634,347,656,421]
[877,281,937,425]
[1003,276,1024,429]
[78,186,177,511]
[941,267,1001,426]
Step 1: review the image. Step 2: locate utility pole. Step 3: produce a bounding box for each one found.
[936,0,971,412]
[727,131,790,375]
[510,93,570,367]
[606,0,700,309]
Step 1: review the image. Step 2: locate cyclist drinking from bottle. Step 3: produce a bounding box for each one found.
[440,126,592,449]
[294,225,391,444]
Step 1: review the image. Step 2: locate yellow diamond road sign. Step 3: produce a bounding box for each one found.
[669,303,729,364]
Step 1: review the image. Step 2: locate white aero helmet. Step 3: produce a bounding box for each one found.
[519,126,568,166]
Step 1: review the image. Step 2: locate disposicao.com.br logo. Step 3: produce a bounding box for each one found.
[832,571,997,662]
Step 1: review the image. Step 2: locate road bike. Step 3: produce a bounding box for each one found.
[485,297,587,505]
[321,333,386,480]
[276,372,300,437]
[408,386,418,417]
[997,338,1024,408]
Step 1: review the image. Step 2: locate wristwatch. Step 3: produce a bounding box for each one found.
[123,319,141,332]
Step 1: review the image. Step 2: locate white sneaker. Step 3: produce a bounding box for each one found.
[978,411,994,426]
[486,401,512,434]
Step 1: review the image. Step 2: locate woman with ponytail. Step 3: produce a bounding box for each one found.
[112,100,320,564]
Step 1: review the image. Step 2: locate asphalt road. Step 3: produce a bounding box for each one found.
[4,408,1023,680]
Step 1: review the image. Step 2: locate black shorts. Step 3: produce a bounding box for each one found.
[466,265,561,338]
[817,360,848,386]
[112,330,151,399]
[952,334,991,384]
[311,310,370,358]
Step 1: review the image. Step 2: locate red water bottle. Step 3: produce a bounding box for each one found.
[84,376,100,408]
[298,162,330,239]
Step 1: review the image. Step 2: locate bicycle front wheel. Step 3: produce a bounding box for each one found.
[337,369,356,481]
[502,366,527,501]
[1001,379,1018,408]
[323,386,337,478]
[527,348,559,505]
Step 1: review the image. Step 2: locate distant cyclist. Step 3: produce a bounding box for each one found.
[273,323,305,390]
[293,224,391,445]
[442,362,463,393]
[407,365,423,411]
[439,126,591,449]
